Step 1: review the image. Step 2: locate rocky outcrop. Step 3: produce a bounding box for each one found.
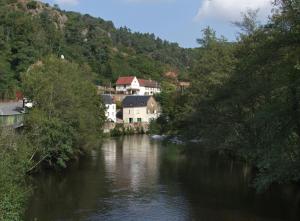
[11,0,68,30]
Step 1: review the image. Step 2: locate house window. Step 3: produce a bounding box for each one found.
[137,118,142,123]
[129,118,133,123]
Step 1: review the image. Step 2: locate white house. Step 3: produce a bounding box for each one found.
[138,79,161,95]
[116,76,161,95]
[116,76,140,95]
[122,96,160,124]
[101,94,116,123]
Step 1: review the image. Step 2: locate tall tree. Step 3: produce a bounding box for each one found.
[22,56,105,169]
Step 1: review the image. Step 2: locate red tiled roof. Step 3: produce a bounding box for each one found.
[116,76,135,85]
[116,76,160,88]
[138,79,160,88]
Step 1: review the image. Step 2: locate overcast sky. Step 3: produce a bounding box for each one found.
[40,0,274,48]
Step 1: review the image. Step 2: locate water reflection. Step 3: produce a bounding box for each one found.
[94,136,190,221]
[25,135,300,221]
[103,136,159,192]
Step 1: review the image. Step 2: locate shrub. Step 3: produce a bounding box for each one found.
[0,129,32,221]
[26,1,37,10]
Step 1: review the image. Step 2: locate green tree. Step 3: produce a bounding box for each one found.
[0,129,32,221]
[22,56,105,170]
[182,27,236,140]
[157,1,300,191]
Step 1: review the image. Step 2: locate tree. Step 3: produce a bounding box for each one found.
[233,9,260,36]
[22,56,105,169]
[183,27,236,140]
[0,129,32,221]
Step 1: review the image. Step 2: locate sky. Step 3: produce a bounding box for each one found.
[40,0,274,48]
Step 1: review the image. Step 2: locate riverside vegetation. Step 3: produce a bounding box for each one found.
[0,56,105,221]
[154,0,300,192]
[0,0,299,220]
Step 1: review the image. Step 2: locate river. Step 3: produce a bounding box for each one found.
[25,135,300,221]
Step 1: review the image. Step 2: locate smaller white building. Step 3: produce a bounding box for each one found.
[138,79,161,95]
[101,94,116,123]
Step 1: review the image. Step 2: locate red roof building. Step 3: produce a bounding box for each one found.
[115,76,161,95]
[116,76,136,85]
[138,79,160,88]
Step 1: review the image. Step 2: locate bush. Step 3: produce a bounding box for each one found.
[22,56,106,170]
[26,1,37,10]
[110,124,126,137]
[0,129,32,221]
[148,119,161,135]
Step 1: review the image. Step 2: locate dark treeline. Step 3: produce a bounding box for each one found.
[0,0,193,100]
[156,0,300,191]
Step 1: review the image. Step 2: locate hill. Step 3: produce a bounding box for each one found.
[0,0,194,99]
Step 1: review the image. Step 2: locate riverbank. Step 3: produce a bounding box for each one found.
[150,133,300,193]
[104,122,149,136]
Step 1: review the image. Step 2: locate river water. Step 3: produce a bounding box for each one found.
[25,135,300,221]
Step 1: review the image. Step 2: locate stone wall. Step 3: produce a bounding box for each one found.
[103,122,149,134]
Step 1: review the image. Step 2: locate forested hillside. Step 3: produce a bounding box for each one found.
[0,0,193,99]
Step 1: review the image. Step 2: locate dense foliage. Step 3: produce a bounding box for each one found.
[22,56,105,169]
[0,129,31,221]
[0,0,192,99]
[0,56,106,220]
[158,0,300,191]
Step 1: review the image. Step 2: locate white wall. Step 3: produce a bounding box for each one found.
[138,86,146,95]
[116,85,126,93]
[123,107,159,123]
[105,104,116,122]
[139,86,161,95]
[116,77,140,94]
[130,77,140,89]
